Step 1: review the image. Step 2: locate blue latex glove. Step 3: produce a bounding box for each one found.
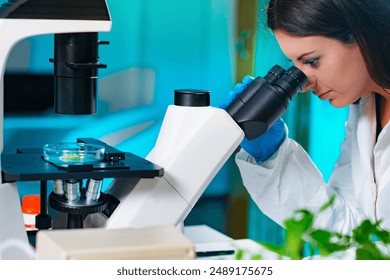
[220,75,254,109]
[221,75,286,162]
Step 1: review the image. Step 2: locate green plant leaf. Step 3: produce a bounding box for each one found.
[247,196,390,260]
[235,249,244,260]
[282,210,315,259]
[375,230,390,244]
[250,254,262,260]
[353,220,377,244]
[318,195,336,213]
[355,244,389,260]
[310,229,350,256]
[284,210,314,233]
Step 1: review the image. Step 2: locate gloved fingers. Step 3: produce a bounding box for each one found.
[233,75,254,94]
[221,74,254,109]
[242,75,254,88]
[233,82,245,94]
[220,90,236,109]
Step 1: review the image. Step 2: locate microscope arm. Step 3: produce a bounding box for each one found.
[98,104,244,229]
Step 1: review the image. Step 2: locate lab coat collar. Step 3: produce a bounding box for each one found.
[375,111,390,189]
[357,92,390,188]
[356,92,376,181]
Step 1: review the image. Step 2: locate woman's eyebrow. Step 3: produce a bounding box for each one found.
[297,51,316,61]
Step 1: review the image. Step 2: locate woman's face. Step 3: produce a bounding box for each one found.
[274,31,377,107]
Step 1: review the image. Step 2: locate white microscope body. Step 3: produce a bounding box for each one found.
[99,101,244,228]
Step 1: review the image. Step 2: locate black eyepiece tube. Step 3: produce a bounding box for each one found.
[225,65,286,117]
[274,66,308,100]
[225,65,307,140]
[263,64,285,84]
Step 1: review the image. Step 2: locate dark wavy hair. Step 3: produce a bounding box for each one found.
[267,0,390,89]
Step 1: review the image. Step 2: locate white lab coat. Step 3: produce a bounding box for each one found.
[235,92,390,234]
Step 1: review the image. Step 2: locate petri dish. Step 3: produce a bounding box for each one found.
[43,142,105,165]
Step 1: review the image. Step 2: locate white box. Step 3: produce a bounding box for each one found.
[36,225,195,260]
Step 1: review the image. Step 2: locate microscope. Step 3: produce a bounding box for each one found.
[0,1,307,260]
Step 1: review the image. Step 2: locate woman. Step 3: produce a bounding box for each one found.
[234,0,390,234]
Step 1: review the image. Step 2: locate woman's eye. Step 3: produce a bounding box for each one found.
[303,58,320,67]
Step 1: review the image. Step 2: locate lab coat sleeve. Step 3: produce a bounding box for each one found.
[235,121,365,234]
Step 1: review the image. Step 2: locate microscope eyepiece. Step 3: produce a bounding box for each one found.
[263,64,285,84]
[274,66,308,100]
[225,65,307,139]
[287,66,308,91]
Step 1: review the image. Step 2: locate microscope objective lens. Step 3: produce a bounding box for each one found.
[64,179,81,201]
[86,179,103,201]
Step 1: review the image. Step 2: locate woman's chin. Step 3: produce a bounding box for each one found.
[328,99,348,108]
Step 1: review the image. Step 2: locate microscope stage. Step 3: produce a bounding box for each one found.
[1,150,163,182]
